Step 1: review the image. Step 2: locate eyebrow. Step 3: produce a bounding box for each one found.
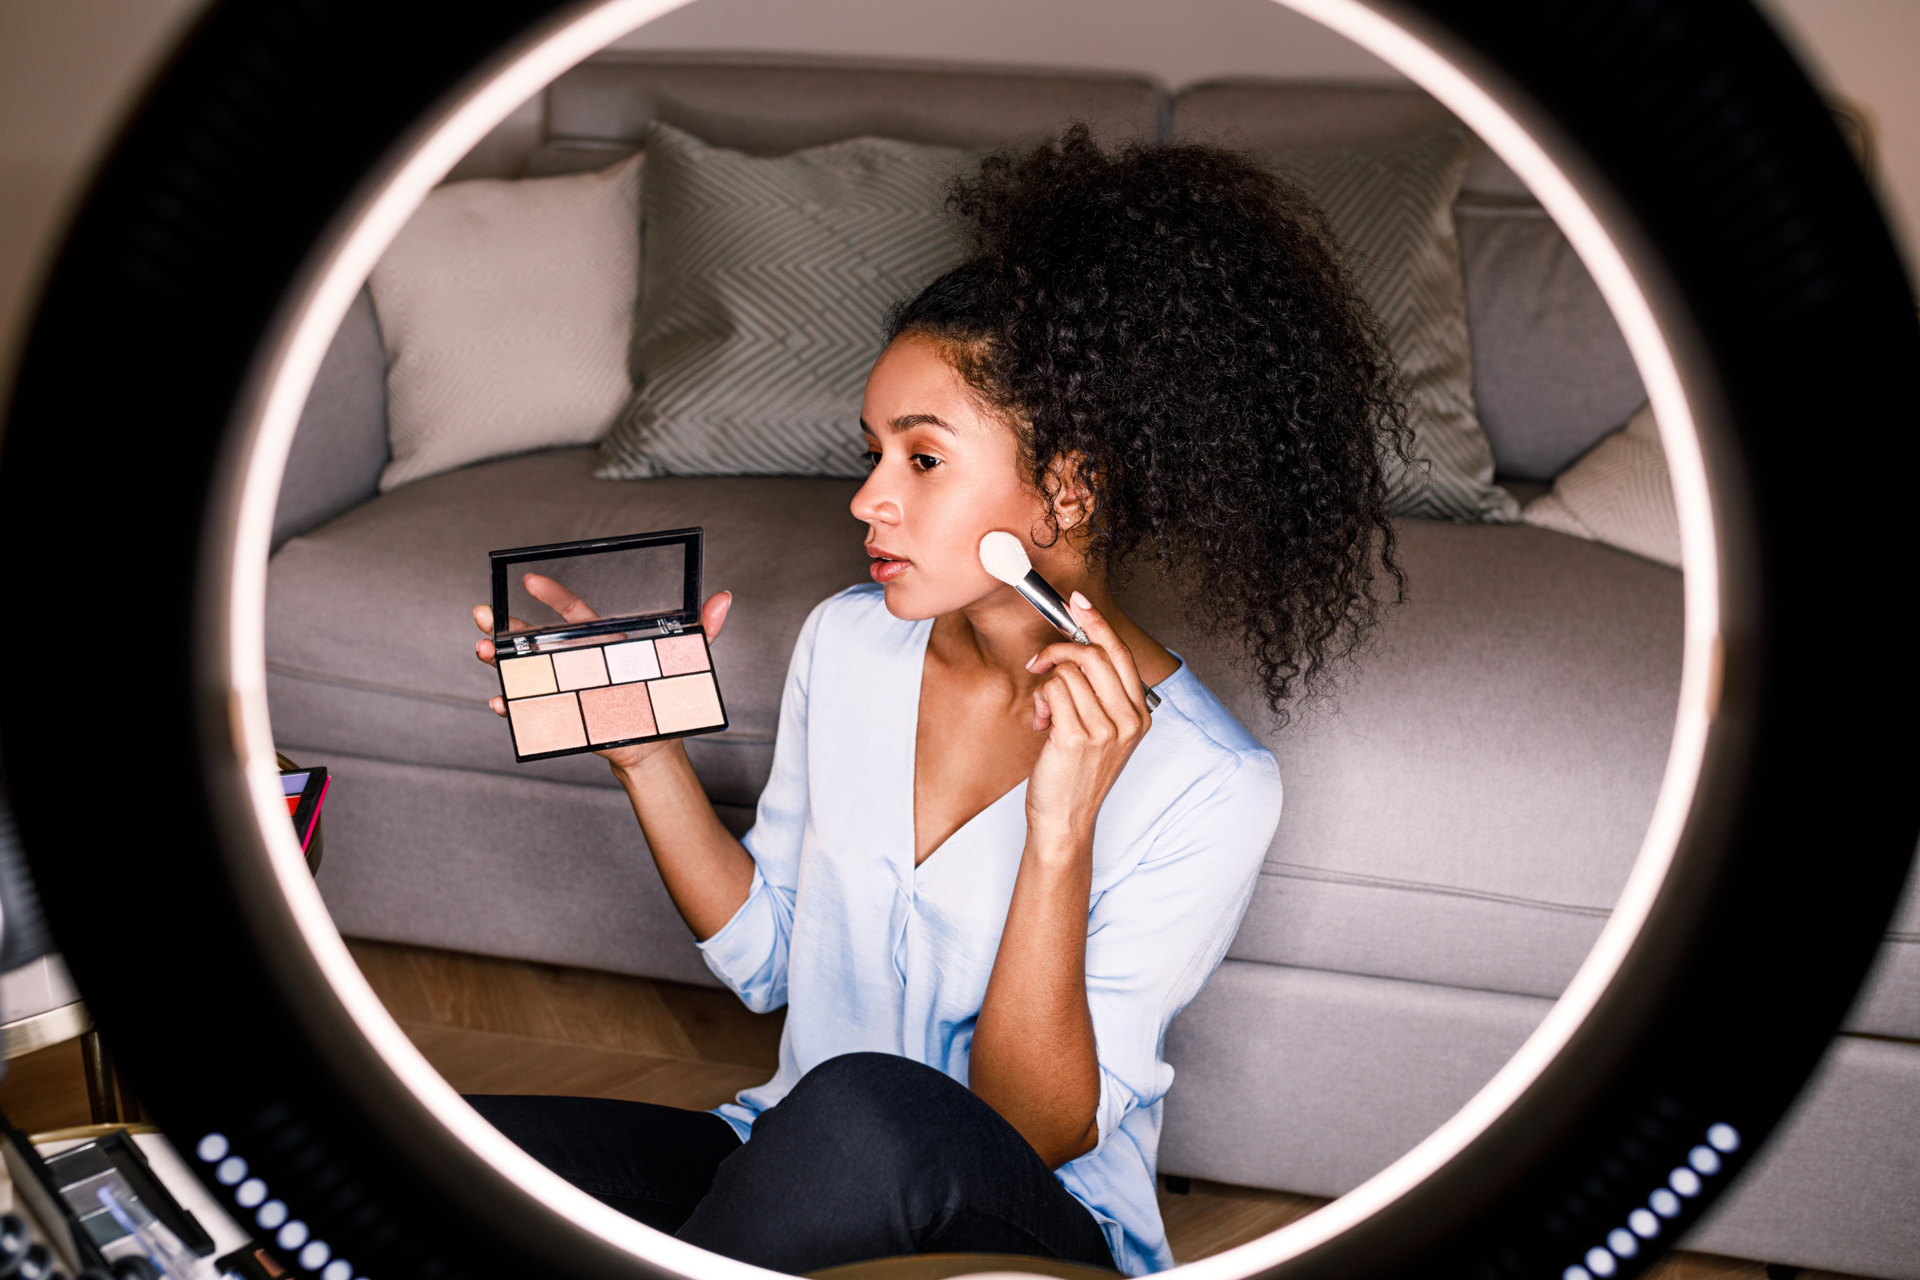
[860,413,958,437]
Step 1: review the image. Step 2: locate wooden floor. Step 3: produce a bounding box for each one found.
[0,940,1869,1279]
[347,937,785,1112]
[337,941,1869,1279]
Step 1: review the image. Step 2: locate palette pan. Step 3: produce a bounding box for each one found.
[490,528,729,762]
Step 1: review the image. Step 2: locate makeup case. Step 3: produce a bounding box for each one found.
[489,528,728,762]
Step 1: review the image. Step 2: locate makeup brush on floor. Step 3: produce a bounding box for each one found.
[978,531,1161,711]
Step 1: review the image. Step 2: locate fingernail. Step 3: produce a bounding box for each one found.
[1071,590,1091,610]
[1025,654,1038,670]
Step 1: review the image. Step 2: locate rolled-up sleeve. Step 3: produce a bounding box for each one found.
[695,601,824,1011]
[1079,749,1282,1152]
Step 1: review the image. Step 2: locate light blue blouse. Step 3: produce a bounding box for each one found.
[698,585,1282,1274]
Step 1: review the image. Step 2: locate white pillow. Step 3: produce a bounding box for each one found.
[1522,402,1680,568]
[370,154,642,491]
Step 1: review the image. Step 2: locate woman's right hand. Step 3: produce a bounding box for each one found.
[472,575,734,770]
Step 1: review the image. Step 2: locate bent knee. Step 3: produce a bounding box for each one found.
[769,1054,974,1163]
[782,1053,956,1120]
[795,1052,939,1095]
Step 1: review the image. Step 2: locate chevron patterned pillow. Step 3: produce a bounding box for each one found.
[1269,127,1520,523]
[595,121,969,480]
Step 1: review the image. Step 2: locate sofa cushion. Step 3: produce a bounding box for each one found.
[1116,519,1684,999]
[1159,960,1551,1194]
[595,122,966,480]
[1842,857,1920,1039]
[546,53,1166,156]
[1683,1035,1920,1278]
[525,139,641,177]
[1172,81,1454,149]
[266,449,867,798]
[1457,198,1647,480]
[273,289,390,550]
[305,751,724,985]
[271,453,1686,999]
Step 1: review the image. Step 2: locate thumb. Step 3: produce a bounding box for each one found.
[702,591,733,642]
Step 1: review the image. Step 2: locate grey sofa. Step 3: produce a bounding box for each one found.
[266,54,1920,1278]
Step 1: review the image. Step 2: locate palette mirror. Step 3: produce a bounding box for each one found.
[2,2,1910,1280]
[492,531,727,759]
[498,541,693,637]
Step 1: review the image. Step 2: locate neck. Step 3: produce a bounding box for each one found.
[930,556,1135,699]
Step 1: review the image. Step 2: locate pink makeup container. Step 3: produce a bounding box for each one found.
[490,528,728,762]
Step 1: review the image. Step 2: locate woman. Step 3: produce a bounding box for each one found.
[467,127,1405,1275]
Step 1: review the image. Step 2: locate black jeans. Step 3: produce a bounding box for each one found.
[467,1052,1118,1274]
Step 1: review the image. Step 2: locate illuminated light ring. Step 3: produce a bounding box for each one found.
[1560,1123,1741,1280]
[0,2,1912,1280]
[198,1132,353,1276]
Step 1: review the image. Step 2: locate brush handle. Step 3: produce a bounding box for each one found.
[1014,571,1163,711]
[1016,570,1087,642]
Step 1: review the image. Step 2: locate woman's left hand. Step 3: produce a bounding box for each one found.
[1024,592,1153,851]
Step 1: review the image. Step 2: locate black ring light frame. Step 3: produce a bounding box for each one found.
[2,1,1915,1279]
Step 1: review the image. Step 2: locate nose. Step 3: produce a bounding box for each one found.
[851,464,899,528]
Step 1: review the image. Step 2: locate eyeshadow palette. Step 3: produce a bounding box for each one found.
[490,528,728,761]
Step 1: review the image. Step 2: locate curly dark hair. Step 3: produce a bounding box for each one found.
[888,124,1409,719]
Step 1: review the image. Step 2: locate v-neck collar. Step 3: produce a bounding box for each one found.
[898,628,1189,879]
[901,617,1033,878]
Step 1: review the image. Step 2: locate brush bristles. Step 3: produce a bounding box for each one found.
[978,531,1033,585]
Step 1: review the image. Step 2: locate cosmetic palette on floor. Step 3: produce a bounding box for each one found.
[280,766,329,851]
[490,528,729,762]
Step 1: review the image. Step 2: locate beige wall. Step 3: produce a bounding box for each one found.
[1,0,1912,400]
[606,0,1403,85]
[0,0,205,391]
[1755,0,1919,273]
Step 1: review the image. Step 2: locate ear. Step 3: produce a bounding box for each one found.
[1045,451,1095,532]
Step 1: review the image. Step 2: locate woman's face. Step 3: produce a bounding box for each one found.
[852,336,1050,621]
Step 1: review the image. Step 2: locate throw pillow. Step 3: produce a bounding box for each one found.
[1523,403,1680,568]
[370,153,643,491]
[1269,127,1519,522]
[595,121,968,480]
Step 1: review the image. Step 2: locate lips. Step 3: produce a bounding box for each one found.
[867,547,910,584]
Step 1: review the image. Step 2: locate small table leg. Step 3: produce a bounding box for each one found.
[80,1030,121,1125]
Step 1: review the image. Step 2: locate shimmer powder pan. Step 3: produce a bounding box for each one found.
[490,528,729,762]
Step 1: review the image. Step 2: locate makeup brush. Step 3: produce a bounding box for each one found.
[978,531,1160,711]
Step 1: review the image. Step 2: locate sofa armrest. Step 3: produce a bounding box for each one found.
[271,287,390,549]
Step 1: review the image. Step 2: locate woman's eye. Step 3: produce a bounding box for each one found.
[858,450,940,472]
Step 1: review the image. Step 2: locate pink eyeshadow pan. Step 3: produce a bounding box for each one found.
[604,638,660,683]
[654,633,711,676]
[579,682,657,744]
[508,692,588,756]
[649,672,725,734]
[552,645,610,691]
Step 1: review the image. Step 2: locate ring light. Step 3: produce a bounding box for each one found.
[1,2,1914,1280]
